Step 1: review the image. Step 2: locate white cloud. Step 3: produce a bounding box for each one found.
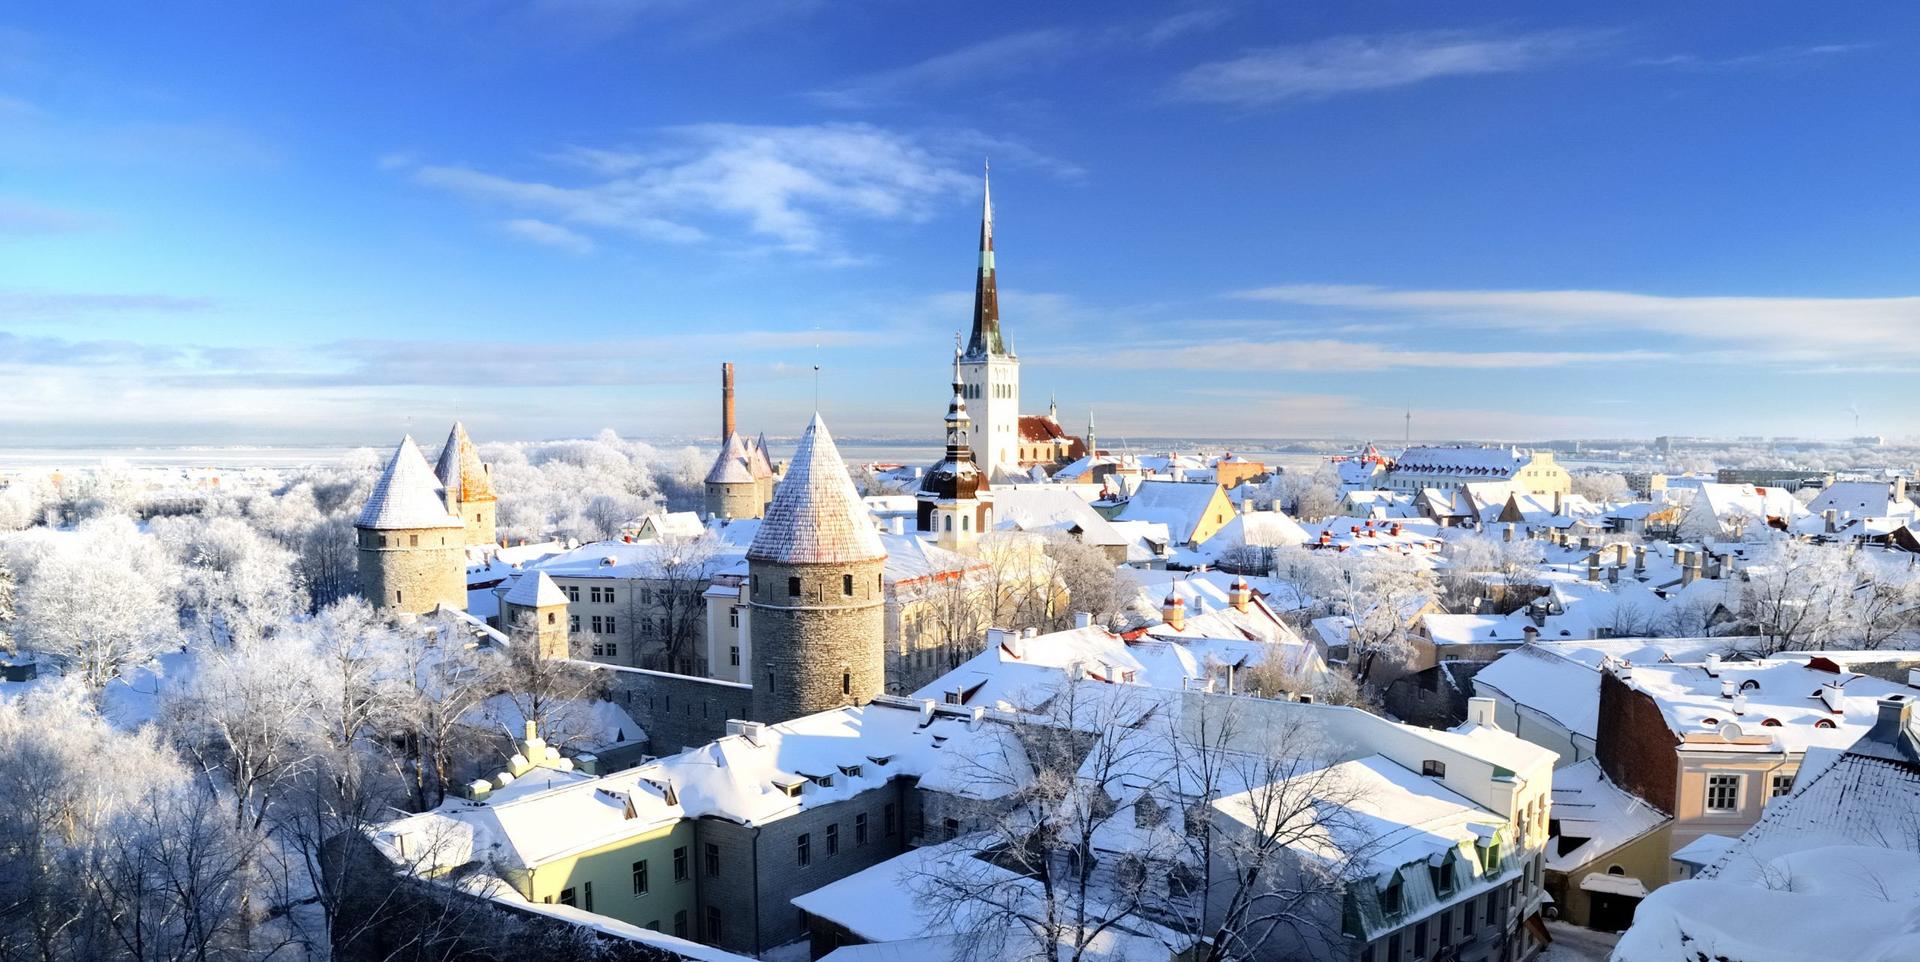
[1169,28,1604,105]
[1056,337,1664,373]
[1237,284,1920,362]
[500,217,595,254]
[406,122,995,256]
[808,29,1077,108]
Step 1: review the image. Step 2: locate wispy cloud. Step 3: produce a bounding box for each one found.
[1238,284,1920,363]
[809,9,1232,108]
[0,288,215,321]
[1169,28,1605,106]
[403,122,1049,258]
[1638,42,1869,70]
[499,217,596,254]
[1065,337,1664,373]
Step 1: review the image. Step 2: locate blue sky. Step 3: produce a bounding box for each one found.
[4,2,1919,446]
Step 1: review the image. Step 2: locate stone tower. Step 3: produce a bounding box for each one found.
[957,168,1019,477]
[918,344,991,552]
[704,363,771,520]
[747,414,888,724]
[501,570,570,659]
[357,436,468,616]
[434,421,497,547]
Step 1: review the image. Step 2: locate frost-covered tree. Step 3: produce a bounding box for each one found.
[1441,533,1545,613]
[1042,533,1128,630]
[1327,551,1432,684]
[1737,540,1860,653]
[634,533,723,673]
[1570,472,1631,503]
[164,637,327,830]
[496,617,606,747]
[13,516,181,696]
[392,615,502,809]
[154,514,308,646]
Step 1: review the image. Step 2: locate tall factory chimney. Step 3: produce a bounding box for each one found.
[722,362,736,439]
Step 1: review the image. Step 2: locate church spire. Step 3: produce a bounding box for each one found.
[944,340,972,458]
[964,165,1005,359]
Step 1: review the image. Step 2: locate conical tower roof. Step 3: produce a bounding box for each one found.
[434,421,495,503]
[358,436,464,530]
[502,570,569,608]
[963,167,1007,359]
[748,414,887,565]
[706,432,757,484]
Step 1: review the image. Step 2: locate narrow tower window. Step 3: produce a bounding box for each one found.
[843,671,852,695]
[787,576,801,598]
[843,574,854,596]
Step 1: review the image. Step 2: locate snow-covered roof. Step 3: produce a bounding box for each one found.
[1472,644,1603,740]
[502,570,568,608]
[747,415,887,565]
[705,432,757,485]
[1803,479,1917,523]
[1545,758,1668,872]
[1610,657,1915,754]
[1615,845,1920,962]
[1390,445,1529,476]
[357,436,464,530]
[991,487,1127,546]
[1113,480,1227,545]
[530,538,745,581]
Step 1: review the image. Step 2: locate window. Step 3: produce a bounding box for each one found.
[591,615,604,633]
[1387,934,1400,961]
[729,607,739,628]
[584,881,594,912]
[558,887,576,907]
[842,671,852,695]
[787,576,801,598]
[1705,774,1740,812]
[605,642,617,656]
[704,842,720,877]
[1381,874,1404,916]
[1414,919,1427,956]
[797,833,811,866]
[827,823,839,856]
[1486,888,1498,925]
[1463,896,1476,936]
[566,585,580,602]
[409,534,419,547]
[944,515,952,532]
[632,859,648,895]
[395,590,403,604]
[377,535,387,548]
[943,817,960,838]
[673,846,688,881]
[730,646,740,667]
[1770,774,1795,798]
[1422,759,1446,778]
[885,803,897,836]
[673,910,688,939]
[605,615,617,634]
[646,920,659,932]
[705,906,722,943]
[856,813,869,845]
[592,642,605,657]
[546,611,555,625]
[570,614,580,633]
[843,573,854,596]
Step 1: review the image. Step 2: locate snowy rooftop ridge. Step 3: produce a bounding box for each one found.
[357,435,465,530]
[747,414,887,565]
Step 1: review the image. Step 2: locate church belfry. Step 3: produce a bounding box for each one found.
[919,342,990,550]
[958,168,1020,476]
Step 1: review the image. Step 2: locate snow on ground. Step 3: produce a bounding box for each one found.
[1540,921,1619,962]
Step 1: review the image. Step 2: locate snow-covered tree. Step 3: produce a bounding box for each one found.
[155,514,308,646]
[1570,471,1631,503]
[634,533,723,673]
[164,637,327,830]
[13,516,181,696]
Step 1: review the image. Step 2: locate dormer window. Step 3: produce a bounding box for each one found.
[1430,849,1459,896]
[1422,760,1446,778]
[838,764,862,779]
[1814,718,1837,729]
[1380,872,1405,916]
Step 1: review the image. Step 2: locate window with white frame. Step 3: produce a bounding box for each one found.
[1705,774,1740,812]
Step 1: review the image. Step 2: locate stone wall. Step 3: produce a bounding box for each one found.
[455,495,497,547]
[603,666,753,756]
[748,559,885,724]
[705,481,763,521]
[357,525,467,615]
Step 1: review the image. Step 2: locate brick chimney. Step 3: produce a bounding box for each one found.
[1228,577,1252,613]
[721,362,736,439]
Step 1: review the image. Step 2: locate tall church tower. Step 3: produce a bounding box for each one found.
[918,344,990,551]
[747,414,888,724]
[958,169,1019,477]
[357,436,468,615]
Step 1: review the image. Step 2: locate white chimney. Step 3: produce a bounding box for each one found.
[739,721,766,746]
[1705,652,1722,676]
[1465,696,1499,729]
[889,516,906,535]
[1073,611,1094,629]
[1720,678,1736,699]
[987,627,1012,654]
[918,699,936,726]
[1820,682,1847,715]
[1732,693,1747,715]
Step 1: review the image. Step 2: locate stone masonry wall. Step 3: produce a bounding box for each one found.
[748,559,885,724]
[603,667,753,756]
[705,481,762,521]
[357,526,467,615]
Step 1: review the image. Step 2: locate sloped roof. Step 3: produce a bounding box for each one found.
[705,432,757,484]
[503,570,568,608]
[747,414,887,565]
[358,436,465,530]
[434,421,495,503]
[1017,414,1068,442]
[1114,479,1227,544]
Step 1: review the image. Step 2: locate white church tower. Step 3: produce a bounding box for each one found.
[958,169,1019,477]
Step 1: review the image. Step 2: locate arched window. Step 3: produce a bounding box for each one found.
[944,515,952,532]
[1760,717,1782,727]
[1607,865,1626,875]
[1814,718,1837,729]
[960,515,970,532]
